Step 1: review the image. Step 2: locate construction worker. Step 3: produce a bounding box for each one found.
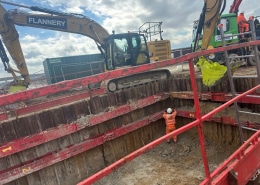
[163,108,177,143]
[237,11,249,39]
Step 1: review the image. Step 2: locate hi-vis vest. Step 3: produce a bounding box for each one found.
[163,112,176,127]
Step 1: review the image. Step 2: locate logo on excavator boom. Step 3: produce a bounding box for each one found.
[27,16,67,29]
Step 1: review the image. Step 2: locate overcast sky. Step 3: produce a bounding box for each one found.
[0,0,260,78]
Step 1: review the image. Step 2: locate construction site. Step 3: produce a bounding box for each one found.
[1,0,260,185]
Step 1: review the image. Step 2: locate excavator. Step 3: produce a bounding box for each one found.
[0,1,172,93]
[192,0,259,87]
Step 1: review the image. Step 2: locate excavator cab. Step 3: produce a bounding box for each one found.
[104,32,150,71]
[103,32,170,92]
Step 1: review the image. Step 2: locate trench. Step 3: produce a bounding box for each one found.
[1,75,259,185]
[93,118,254,185]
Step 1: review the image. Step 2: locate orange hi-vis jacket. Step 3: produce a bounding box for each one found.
[237,13,248,25]
[163,111,177,128]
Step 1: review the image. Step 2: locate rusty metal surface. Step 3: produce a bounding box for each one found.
[203,131,260,185]
[170,91,260,104]
[0,111,163,184]
[0,88,106,121]
[1,41,260,184]
[0,93,168,157]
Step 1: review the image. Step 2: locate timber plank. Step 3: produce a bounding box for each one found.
[0,157,9,171]
[40,166,58,185]
[53,161,68,185]
[12,118,30,138]
[99,95,110,111]
[62,104,77,124]
[106,93,117,107]
[0,121,16,143]
[63,157,80,185]
[26,171,44,185]
[81,147,105,178]
[26,114,41,134]
[38,111,55,130]
[73,100,89,118]
[115,90,127,106]
[52,108,66,126]
[88,96,103,114]
[73,153,88,181]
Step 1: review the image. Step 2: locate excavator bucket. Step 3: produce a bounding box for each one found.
[8,85,27,93]
[196,57,227,87]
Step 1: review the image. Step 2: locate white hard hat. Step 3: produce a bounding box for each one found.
[166,108,173,114]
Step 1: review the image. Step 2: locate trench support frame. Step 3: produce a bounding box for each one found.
[1,41,260,184]
[78,44,260,184]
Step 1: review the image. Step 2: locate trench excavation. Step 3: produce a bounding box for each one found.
[0,71,259,184]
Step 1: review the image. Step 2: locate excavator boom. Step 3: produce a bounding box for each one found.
[8,9,109,47]
[0,4,29,89]
[0,2,109,92]
[201,0,224,50]
[195,0,252,88]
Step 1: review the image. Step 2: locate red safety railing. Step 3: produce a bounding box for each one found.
[1,40,260,184]
[78,44,260,184]
[1,40,260,107]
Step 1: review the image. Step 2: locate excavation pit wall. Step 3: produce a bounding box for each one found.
[0,76,259,185]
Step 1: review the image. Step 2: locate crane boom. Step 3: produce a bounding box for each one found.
[229,0,243,14]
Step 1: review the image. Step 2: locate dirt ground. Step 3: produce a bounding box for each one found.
[94,130,235,185]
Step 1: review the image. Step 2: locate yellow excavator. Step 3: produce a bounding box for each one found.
[0,1,172,93]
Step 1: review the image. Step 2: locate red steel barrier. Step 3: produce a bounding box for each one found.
[78,47,260,185]
[0,111,163,184]
[1,40,260,107]
[0,93,168,157]
[78,84,260,185]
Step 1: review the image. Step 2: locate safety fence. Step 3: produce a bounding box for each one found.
[1,40,260,184]
[77,40,260,184]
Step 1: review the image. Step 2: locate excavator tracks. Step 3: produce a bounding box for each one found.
[107,69,171,92]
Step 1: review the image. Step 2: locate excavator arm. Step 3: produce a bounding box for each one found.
[194,0,236,87]
[8,9,109,48]
[0,2,109,92]
[195,0,247,87]
[201,0,225,50]
[0,4,29,91]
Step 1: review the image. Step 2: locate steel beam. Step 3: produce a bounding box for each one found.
[201,130,260,185]
[0,111,163,184]
[1,40,260,107]
[77,119,201,185]
[2,102,257,159]
[170,91,260,104]
[79,85,260,185]
[177,110,259,129]
[0,88,106,121]
[0,93,168,157]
